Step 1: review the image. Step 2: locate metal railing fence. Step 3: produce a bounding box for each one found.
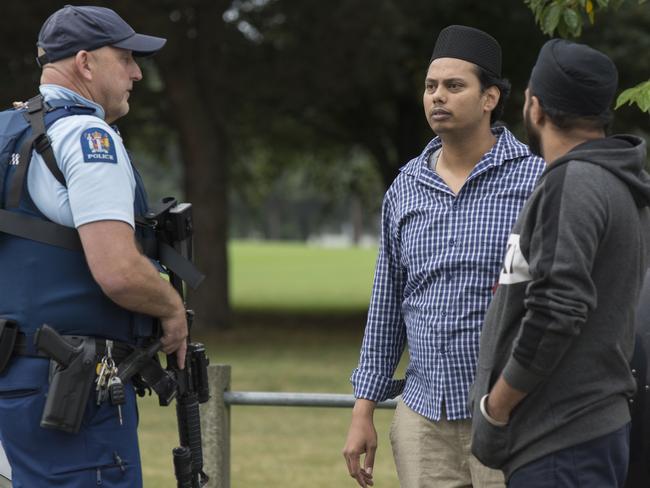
[200,364,397,488]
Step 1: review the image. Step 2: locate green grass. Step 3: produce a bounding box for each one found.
[138,323,406,488]
[138,241,402,487]
[228,241,378,313]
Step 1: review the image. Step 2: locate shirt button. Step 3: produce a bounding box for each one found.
[441,310,447,317]
[449,238,455,247]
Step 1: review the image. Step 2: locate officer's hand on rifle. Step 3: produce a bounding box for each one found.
[161,304,188,369]
[78,221,191,373]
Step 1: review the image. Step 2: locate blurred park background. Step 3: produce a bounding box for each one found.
[2,0,649,486]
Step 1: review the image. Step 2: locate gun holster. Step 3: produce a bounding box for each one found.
[0,320,18,375]
[40,337,97,434]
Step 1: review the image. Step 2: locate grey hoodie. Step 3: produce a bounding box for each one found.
[470,135,650,478]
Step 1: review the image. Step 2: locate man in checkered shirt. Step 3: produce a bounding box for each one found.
[342,25,544,488]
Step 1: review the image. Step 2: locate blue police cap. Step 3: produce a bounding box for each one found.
[37,5,166,66]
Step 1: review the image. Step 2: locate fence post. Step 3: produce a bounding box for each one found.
[201,364,231,488]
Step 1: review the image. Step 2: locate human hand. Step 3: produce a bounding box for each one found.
[485,376,527,425]
[485,394,510,424]
[160,306,188,369]
[342,403,377,487]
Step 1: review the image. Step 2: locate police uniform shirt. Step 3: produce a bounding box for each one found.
[27,84,136,229]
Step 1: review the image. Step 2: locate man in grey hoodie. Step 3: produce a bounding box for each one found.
[470,39,650,487]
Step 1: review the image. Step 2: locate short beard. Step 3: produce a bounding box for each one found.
[524,104,543,158]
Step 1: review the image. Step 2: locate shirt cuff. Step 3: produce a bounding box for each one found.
[501,356,546,394]
[351,369,405,401]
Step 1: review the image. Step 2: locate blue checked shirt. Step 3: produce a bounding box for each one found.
[351,127,544,421]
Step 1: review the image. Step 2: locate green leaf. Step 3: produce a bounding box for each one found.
[615,80,650,112]
[595,0,609,7]
[524,0,541,9]
[531,0,548,21]
[562,8,581,33]
[543,3,563,34]
[525,0,544,18]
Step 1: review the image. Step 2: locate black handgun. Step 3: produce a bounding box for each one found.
[34,324,97,433]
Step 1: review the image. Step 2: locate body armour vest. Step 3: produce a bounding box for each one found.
[0,138,156,345]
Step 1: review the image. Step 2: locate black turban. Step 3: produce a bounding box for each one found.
[430,25,502,77]
[529,39,618,116]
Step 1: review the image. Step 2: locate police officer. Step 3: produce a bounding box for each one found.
[0,6,186,487]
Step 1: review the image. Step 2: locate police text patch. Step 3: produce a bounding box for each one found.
[80,128,118,163]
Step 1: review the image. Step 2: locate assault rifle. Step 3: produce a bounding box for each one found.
[141,197,209,488]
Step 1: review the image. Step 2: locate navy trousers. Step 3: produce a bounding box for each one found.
[0,357,142,488]
[508,423,630,488]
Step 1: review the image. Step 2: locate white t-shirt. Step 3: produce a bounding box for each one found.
[429,147,442,172]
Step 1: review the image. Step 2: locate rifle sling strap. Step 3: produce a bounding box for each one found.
[159,242,205,290]
[25,95,66,187]
[0,208,82,251]
[0,209,209,269]
[7,96,66,209]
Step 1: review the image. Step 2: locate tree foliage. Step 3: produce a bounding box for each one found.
[2,1,647,327]
[617,80,650,112]
[231,0,548,186]
[525,0,650,112]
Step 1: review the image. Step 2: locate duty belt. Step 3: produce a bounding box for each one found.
[12,331,134,362]
[0,320,171,402]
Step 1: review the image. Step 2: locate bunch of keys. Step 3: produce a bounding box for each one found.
[95,341,126,425]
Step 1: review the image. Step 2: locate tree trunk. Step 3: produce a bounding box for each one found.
[350,194,363,246]
[161,68,231,329]
[130,0,233,330]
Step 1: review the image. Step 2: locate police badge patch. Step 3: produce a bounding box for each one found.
[80,127,118,163]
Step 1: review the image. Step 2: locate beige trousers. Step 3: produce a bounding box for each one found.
[389,399,505,488]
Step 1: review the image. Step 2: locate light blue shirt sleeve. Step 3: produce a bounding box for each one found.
[27,114,136,229]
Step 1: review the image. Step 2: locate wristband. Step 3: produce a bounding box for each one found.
[480,394,508,427]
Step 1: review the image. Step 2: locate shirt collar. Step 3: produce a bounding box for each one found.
[39,84,105,120]
[400,126,533,187]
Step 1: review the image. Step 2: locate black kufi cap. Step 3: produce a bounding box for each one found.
[529,39,618,116]
[430,25,502,77]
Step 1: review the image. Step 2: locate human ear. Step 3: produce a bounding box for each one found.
[483,86,500,113]
[74,51,92,81]
[529,95,545,125]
